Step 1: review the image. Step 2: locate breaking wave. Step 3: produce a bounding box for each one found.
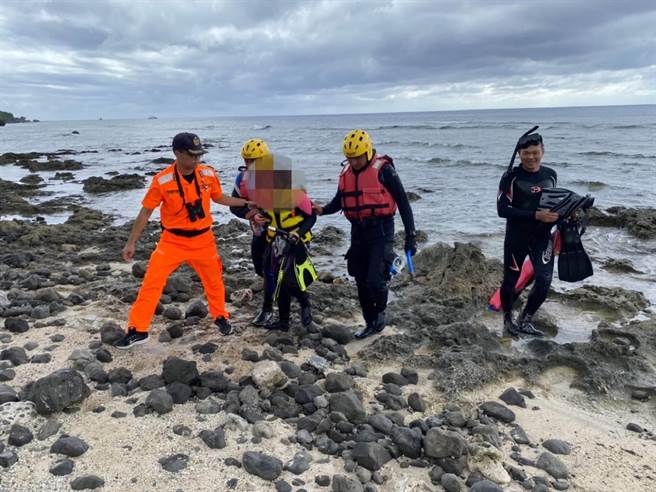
[427,157,451,165]
[374,124,438,130]
[578,151,656,159]
[571,180,609,191]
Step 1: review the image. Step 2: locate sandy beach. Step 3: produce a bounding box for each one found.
[1,163,655,491]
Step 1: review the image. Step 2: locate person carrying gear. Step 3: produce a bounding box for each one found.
[497,127,558,338]
[116,132,252,349]
[229,138,274,327]
[315,129,416,339]
[263,205,316,332]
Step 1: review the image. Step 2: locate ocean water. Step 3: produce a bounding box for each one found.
[1,105,655,303]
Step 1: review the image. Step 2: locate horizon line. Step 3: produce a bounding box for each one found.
[7,102,655,123]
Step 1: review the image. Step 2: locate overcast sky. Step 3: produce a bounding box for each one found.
[1,0,655,120]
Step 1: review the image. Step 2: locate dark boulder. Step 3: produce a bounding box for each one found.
[351,442,392,471]
[479,401,516,423]
[159,454,189,473]
[50,458,74,476]
[185,300,209,318]
[199,370,230,392]
[100,322,124,345]
[8,424,33,447]
[499,387,526,408]
[5,318,29,333]
[162,356,199,385]
[325,372,354,393]
[146,388,173,414]
[0,384,19,404]
[50,436,89,457]
[390,425,422,459]
[1,347,29,366]
[199,427,227,449]
[70,475,105,490]
[322,324,354,345]
[23,368,90,415]
[328,391,367,424]
[424,428,466,458]
[242,451,283,481]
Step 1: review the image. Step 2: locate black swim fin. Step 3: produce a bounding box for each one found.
[557,221,593,282]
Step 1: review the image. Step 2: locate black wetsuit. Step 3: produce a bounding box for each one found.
[323,160,415,324]
[263,209,317,323]
[230,173,271,310]
[230,165,317,321]
[497,165,557,317]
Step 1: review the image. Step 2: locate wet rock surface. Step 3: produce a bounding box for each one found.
[82,174,146,193]
[588,206,656,239]
[0,177,653,490]
[558,285,649,320]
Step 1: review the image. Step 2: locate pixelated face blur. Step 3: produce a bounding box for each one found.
[519,144,544,172]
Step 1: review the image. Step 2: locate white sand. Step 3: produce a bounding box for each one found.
[1,293,654,491]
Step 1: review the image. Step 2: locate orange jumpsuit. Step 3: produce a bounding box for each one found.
[128,162,228,332]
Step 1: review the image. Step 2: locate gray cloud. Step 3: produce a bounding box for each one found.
[0,0,654,119]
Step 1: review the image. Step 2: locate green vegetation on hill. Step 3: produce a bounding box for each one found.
[0,110,36,124]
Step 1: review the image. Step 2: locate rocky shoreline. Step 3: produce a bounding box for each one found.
[0,151,655,491]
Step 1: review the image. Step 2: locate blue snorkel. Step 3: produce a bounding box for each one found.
[406,250,415,277]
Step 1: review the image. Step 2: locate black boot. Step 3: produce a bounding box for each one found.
[503,312,520,336]
[300,305,312,327]
[354,321,377,339]
[252,309,274,327]
[517,313,544,337]
[355,308,377,339]
[372,311,386,333]
[355,311,386,339]
[267,318,289,331]
[214,316,234,336]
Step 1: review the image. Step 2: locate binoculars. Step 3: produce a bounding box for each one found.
[185,199,206,222]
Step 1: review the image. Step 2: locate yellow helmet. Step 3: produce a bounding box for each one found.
[342,129,373,160]
[241,139,269,159]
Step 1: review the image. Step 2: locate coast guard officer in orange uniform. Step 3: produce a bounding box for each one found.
[116,132,251,349]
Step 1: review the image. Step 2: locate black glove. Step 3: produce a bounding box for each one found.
[404,232,417,256]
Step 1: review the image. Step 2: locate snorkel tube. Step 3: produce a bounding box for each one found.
[506,125,539,175]
[406,251,415,277]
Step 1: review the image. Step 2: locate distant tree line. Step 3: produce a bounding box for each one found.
[0,110,38,124]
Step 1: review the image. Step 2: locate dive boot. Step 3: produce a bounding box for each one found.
[354,322,377,339]
[300,305,313,327]
[503,313,520,337]
[355,312,386,339]
[517,315,544,337]
[252,309,274,327]
[267,318,290,332]
[371,311,386,334]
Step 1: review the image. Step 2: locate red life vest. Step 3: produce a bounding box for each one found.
[338,155,397,221]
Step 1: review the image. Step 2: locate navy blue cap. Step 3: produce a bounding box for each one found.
[172,132,206,155]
